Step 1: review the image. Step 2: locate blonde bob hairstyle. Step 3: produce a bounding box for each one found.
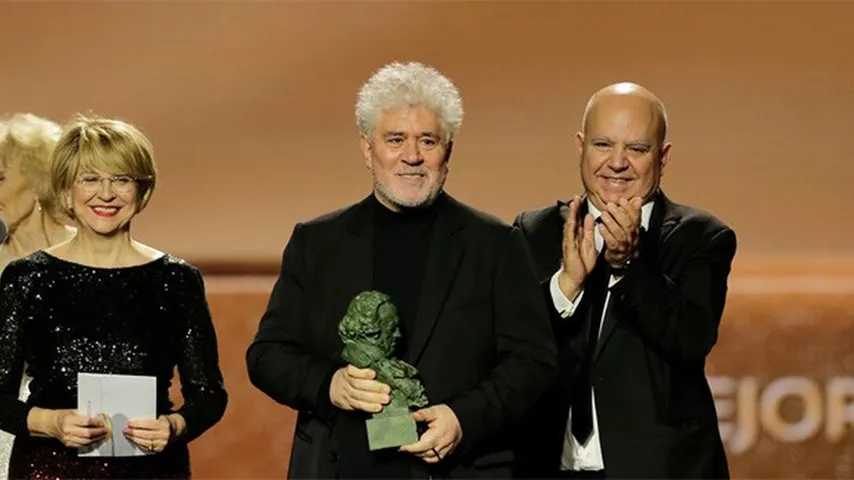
[51,115,157,214]
[0,113,63,217]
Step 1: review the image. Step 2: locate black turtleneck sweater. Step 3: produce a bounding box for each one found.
[370,194,437,359]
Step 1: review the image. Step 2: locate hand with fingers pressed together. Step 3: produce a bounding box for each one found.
[399,404,462,464]
[27,408,108,448]
[124,414,186,454]
[329,364,391,413]
[597,197,643,269]
[558,195,598,301]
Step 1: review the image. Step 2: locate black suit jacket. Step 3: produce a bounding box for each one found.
[513,191,734,479]
[247,193,557,478]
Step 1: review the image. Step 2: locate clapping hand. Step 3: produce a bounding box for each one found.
[598,197,642,268]
[558,195,597,300]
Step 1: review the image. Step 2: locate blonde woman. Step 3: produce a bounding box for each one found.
[0,113,74,273]
[0,115,227,479]
[0,113,75,480]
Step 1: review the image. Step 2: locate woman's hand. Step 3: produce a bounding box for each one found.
[124,414,186,453]
[27,407,108,448]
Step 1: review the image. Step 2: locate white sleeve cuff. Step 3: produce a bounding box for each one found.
[549,269,584,319]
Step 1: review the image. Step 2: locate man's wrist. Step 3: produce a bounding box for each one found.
[557,270,581,301]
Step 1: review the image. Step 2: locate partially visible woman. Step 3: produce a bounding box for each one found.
[0,113,74,273]
[0,113,75,480]
[0,115,227,479]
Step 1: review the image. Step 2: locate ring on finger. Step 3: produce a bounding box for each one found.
[431,447,442,460]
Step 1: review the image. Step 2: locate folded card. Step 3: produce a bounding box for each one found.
[77,373,156,457]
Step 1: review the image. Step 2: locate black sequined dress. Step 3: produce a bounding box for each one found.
[0,251,227,479]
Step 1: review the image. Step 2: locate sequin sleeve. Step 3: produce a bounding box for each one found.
[0,261,34,436]
[170,264,227,442]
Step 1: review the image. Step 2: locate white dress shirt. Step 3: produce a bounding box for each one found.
[549,199,653,471]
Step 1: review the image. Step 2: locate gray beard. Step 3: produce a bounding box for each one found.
[373,176,446,211]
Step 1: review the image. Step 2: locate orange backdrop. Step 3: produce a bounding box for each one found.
[2,2,853,265]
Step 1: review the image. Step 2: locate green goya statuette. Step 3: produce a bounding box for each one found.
[339,290,428,450]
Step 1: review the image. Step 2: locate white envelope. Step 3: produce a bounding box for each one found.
[77,373,157,457]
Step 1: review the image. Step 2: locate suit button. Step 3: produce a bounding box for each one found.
[596,376,605,385]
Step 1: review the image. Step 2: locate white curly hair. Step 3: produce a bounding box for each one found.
[355,62,463,145]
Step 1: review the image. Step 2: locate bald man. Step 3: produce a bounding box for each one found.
[513,83,734,478]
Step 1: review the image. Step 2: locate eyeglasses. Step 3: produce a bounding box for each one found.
[75,174,151,195]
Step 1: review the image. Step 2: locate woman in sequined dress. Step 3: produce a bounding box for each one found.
[0,113,76,480]
[0,115,227,479]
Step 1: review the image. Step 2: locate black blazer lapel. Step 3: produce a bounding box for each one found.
[542,200,571,282]
[403,194,466,366]
[336,196,374,315]
[637,190,680,267]
[593,190,679,363]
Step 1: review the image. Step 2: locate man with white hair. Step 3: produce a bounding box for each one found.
[248,62,556,478]
[514,83,734,478]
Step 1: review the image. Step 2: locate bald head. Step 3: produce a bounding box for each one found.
[575,82,672,209]
[581,82,668,146]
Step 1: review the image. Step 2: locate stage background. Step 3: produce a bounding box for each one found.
[2,2,852,478]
